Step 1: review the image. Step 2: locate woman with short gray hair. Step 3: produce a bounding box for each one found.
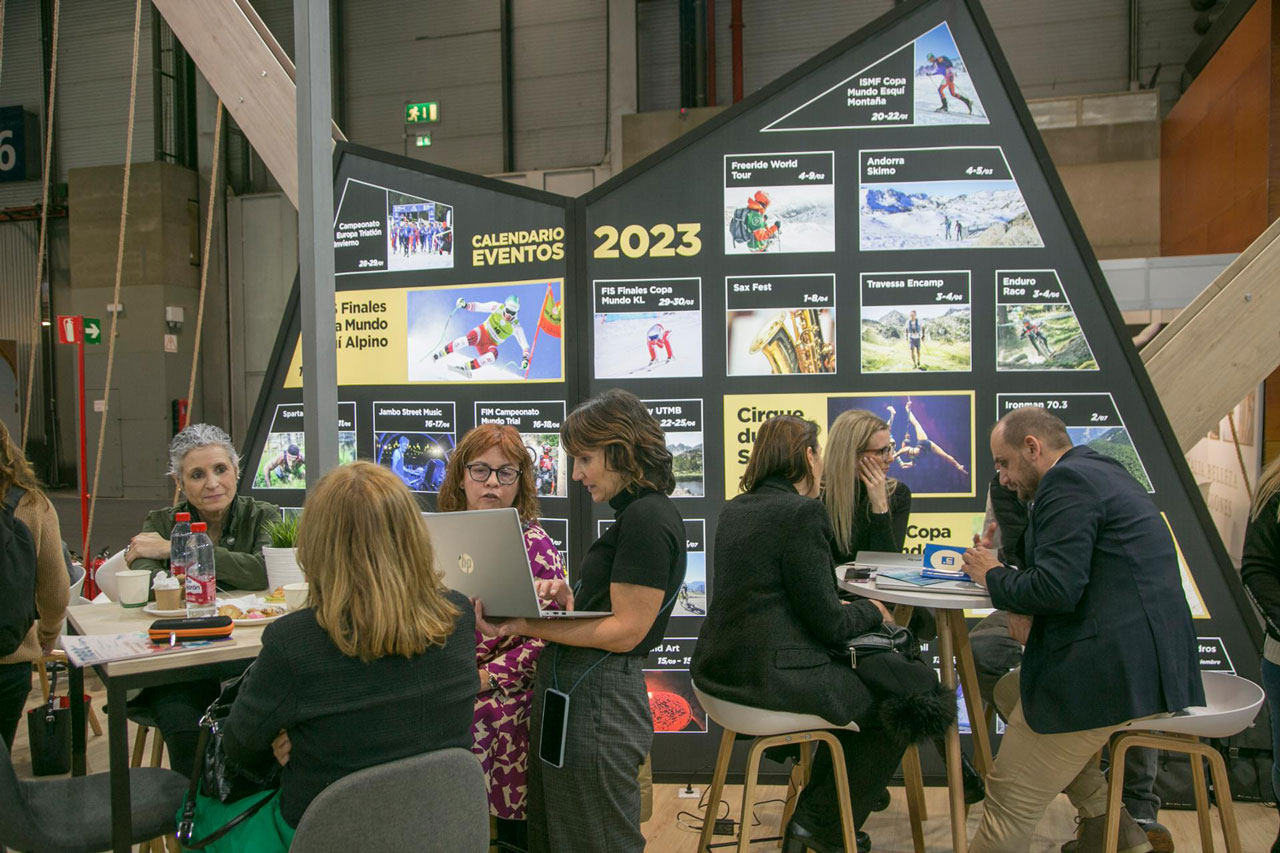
[126,423,277,591]
[124,423,279,777]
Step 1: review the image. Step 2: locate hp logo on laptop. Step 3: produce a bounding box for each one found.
[457,553,475,574]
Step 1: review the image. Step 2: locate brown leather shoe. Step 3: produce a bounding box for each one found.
[1059,808,1154,853]
[1135,819,1174,853]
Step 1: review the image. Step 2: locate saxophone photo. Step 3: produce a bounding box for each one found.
[748,308,836,374]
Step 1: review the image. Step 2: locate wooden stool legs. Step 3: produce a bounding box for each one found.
[1105,732,1243,853]
[129,725,169,853]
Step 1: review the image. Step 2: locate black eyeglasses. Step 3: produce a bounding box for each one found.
[862,447,893,460]
[465,463,521,485]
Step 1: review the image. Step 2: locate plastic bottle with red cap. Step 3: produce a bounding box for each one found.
[185,521,217,617]
[169,512,193,603]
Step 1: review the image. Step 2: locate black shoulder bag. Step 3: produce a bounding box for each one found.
[176,665,283,849]
[832,622,920,669]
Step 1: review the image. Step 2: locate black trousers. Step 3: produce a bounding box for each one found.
[792,724,907,840]
[130,659,250,777]
[0,661,32,752]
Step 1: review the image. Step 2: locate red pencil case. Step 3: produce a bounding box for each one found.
[147,616,234,643]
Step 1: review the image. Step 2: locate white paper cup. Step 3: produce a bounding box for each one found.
[115,570,152,608]
[283,582,309,610]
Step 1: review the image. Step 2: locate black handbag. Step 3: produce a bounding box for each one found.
[832,622,920,669]
[25,667,71,776]
[177,665,283,849]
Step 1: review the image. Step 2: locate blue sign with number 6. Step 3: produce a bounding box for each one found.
[0,106,39,183]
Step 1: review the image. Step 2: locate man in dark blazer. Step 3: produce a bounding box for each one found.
[962,406,1203,853]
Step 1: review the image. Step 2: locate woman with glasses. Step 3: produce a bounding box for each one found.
[438,424,566,853]
[823,408,911,565]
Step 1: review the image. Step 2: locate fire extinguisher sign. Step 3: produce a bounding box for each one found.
[55,315,83,344]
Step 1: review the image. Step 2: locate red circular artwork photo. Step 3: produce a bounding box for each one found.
[649,691,693,732]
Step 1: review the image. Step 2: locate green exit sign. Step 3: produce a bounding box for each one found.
[414,133,432,147]
[405,102,439,123]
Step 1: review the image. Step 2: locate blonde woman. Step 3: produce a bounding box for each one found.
[1241,455,1280,853]
[210,462,477,850]
[0,420,69,751]
[822,408,910,565]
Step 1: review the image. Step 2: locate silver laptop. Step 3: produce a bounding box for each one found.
[422,507,611,619]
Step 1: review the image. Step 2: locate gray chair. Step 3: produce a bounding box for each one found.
[290,747,488,852]
[0,737,187,853]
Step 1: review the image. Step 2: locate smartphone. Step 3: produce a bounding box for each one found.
[540,688,571,768]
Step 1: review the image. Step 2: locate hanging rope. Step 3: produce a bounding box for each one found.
[1226,410,1254,503]
[172,101,224,504]
[83,0,143,554]
[20,0,59,450]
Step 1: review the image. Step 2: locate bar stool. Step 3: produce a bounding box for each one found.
[692,681,926,853]
[1103,672,1265,853]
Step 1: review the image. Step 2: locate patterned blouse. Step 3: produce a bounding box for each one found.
[471,521,566,819]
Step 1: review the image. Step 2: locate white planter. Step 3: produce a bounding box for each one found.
[263,546,304,589]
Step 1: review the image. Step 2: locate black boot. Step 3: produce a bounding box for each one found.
[931,736,985,804]
[781,817,871,853]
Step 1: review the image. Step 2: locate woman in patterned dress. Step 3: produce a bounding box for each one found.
[438,424,566,852]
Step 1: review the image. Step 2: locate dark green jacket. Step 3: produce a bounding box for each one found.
[132,494,280,592]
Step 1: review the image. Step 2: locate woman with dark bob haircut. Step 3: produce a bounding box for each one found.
[693,415,952,853]
[438,424,566,852]
[475,388,686,853]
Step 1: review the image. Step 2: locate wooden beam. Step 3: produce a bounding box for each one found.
[152,0,346,209]
[1142,219,1280,451]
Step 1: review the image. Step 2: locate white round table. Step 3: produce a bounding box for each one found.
[840,577,995,853]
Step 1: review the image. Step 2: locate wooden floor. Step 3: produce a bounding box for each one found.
[10,671,1277,851]
[643,779,1278,851]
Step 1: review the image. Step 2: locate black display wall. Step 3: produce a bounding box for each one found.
[243,0,1259,783]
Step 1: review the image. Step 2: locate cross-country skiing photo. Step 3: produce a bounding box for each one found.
[374,431,453,493]
[385,190,454,272]
[723,152,835,254]
[593,278,702,379]
[862,303,971,373]
[727,308,835,376]
[406,279,563,383]
[859,179,1042,250]
[997,303,1096,370]
[523,432,567,498]
[913,22,987,125]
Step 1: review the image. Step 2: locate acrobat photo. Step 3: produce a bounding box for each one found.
[996,304,1096,370]
[727,308,835,376]
[407,280,563,383]
[374,432,453,493]
[913,22,987,125]
[523,433,567,498]
[861,304,971,373]
[860,180,1042,251]
[829,394,974,497]
[386,191,453,272]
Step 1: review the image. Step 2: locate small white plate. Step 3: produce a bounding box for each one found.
[230,611,287,626]
[143,603,187,617]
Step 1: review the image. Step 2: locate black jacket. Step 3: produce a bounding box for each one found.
[223,591,478,826]
[830,481,912,565]
[1242,493,1280,642]
[692,477,881,725]
[986,446,1205,734]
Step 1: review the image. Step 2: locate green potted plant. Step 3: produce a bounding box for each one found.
[262,513,304,589]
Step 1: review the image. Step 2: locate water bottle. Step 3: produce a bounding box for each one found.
[185,522,217,617]
[169,512,193,599]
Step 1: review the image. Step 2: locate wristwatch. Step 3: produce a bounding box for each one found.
[483,670,496,691]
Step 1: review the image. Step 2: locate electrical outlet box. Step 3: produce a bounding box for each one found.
[677,785,701,799]
[713,818,735,836]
